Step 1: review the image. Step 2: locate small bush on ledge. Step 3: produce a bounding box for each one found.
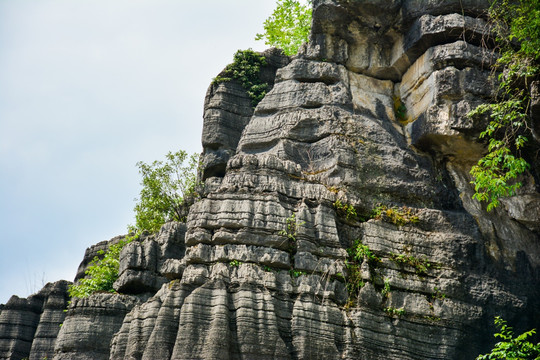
[212,49,269,107]
[371,204,419,226]
[68,235,135,298]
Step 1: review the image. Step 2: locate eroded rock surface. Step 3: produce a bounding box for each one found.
[54,294,140,360]
[114,222,187,295]
[0,281,70,360]
[201,48,290,180]
[1,1,539,359]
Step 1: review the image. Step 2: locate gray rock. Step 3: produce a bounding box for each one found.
[114,222,187,294]
[53,293,139,360]
[200,49,290,181]
[0,281,70,360]
[2,1,540,359]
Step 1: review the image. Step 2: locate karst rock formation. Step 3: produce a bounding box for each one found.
[1,0,539,359]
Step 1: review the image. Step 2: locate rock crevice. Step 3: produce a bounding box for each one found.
[1,1,539,359]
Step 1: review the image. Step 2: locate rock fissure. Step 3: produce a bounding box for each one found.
[1,1,539,359]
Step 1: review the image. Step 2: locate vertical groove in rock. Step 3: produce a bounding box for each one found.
[1,1,539,359]
[0,280,70,360]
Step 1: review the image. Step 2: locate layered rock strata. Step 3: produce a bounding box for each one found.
[201,48,290,180]
[0,281,70,360]
[1,0,539,359]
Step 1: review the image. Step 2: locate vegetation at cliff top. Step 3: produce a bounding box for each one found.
[469,0,540,211]
[212,49,269,107]
[255,0,312,56]
[67,236,134,298]
[213,1,312,107]
[68,150,200,299]
[476,316,540,359]
[131,150,200,234]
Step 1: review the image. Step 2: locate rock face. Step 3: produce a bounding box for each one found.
[54,294,140,360]
[2,1,540,359]
[114,222,187,294]
[0,281,70,360]
[201,48,290,180]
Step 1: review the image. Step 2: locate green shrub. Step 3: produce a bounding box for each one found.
[348,239,380,264]
[344,240,379,307]
[469,0,540,211]
[393,96,412,124]
[381,278,391,298]
[255,0,312,56]
[279,212,304,243]
[69,150,199,299]
[333,199,358,220]
[384,307,405,317]
[290,269,307,278]
[68,234,137,298]
[389,252,439,276]
[476,316,540,359]
[372,204,419,226]
[229,260,241,267]
[212,49,269,107]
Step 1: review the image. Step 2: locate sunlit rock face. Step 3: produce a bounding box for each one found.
[1,1,539,359]
[200,48,290,180]
[0,281,70,360]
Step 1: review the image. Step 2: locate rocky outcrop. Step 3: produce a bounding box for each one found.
[75,236,125,281]
[2,0,539,359]
[54,294,139,360]
[0,281,70,360]
[201,48,290,180]
[106,0,539,357]
[114,222,187,294]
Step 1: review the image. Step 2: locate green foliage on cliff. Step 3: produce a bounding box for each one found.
[344,240,380,307]
[212,49,269,107]
[68,150,200,299]
[279,212,304,243]
[476,316,540,359]
[371,204,419,226]
[67,236,134,298]
[469,0,540,211]
[132,150,200,234]
[333,199,358,220]
[255,0,312,56]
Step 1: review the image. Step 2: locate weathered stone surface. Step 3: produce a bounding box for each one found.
[2,1,540,359]
[201,48,290,180]
[53,293,139,360]
[502,194,540,232]
[75,235,125,281]
[0,281,70,360]
[114,222,186,294]
[309,0,491,80]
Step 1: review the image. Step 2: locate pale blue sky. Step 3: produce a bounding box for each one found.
[0,0,278,304]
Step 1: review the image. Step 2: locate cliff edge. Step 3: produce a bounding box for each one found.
[1,1,539,359]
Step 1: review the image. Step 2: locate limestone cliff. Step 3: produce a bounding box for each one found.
[1,1,539,359]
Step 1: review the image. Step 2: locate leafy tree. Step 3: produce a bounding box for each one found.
[476,316,540,360]
[68,150,200,299]
[469,0,540,210]
[132,150,200,233]
[255,0,312,56]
